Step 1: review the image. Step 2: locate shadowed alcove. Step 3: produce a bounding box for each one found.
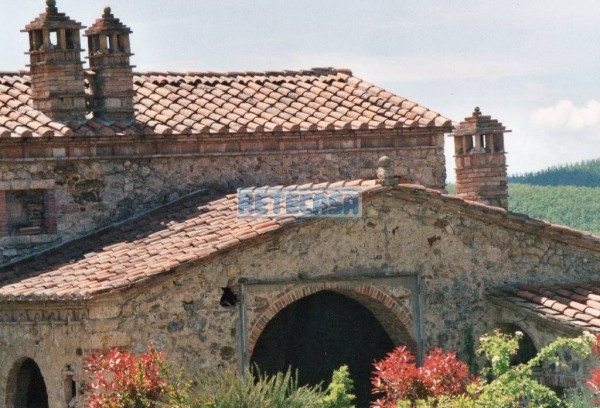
[250,290,399,407]
[7,358,49,408]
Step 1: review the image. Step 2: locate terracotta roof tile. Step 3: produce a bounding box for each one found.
[0,68,451,138]
[2,178,598,303]
[490,284,600,333]
[0,180,385,301]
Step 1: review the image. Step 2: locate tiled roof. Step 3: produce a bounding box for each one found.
[0,68,451,138]
[0,180,598,303]
[0,180,384,301]
[490,285,600,333]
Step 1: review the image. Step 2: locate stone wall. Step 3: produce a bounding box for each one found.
[0,129,446,264]
[0,191,598,407]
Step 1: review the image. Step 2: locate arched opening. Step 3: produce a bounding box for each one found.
[7,359,49,408]
[250,290,401,407]
[497,323,537,366]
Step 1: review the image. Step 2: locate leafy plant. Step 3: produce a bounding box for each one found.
[584,333,600,405]
[371,346,476,407]
[85,346,169,408]
[321,365,356,408]
[374,331,598,408]
[85,348,355,408]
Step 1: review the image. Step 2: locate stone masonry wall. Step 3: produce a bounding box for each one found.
[0,129,446,264]
[0,192,598,407]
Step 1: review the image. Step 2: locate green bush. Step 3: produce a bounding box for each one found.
[393,331,597,408]
[180,366,355,408]
[321,365,356,408]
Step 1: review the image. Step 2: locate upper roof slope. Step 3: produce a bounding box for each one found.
[0,68,451,138]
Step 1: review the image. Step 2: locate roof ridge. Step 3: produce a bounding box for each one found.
[0,71,29,76]
[391,184,600,252]
[133,67,352,78]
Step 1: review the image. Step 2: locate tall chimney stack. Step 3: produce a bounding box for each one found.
[23,0,87,122]
[85,6,135,122]
[451,107,511,210]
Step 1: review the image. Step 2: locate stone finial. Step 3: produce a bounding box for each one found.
[103,6,112,17]
[473,107,481,118]
[46,0,58,12]
[376,156,398,187]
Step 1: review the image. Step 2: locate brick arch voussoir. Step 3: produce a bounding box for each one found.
[248,283,416,358]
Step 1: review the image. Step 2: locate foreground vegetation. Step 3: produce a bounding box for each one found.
[85,332,600,407]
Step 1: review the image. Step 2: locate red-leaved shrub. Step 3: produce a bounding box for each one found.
[586,334,600,395]
[85,346,168,408]
[371,346,477,407]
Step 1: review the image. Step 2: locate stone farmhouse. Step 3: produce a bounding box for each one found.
[0,2,599,407]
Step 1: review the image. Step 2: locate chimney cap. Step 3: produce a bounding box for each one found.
[24,1,85,31]
[86,5,132,35]
[450,107,512,137]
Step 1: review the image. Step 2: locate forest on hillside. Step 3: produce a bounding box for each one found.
[508,158,600,187]
[446,158,600,235]
[508,184,600,235]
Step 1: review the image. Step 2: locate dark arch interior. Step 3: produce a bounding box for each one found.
[498,323,537,366]
[13,359,49,408]
[250,290,396,407]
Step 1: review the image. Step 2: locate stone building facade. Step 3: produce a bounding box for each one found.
[0,2,599,408]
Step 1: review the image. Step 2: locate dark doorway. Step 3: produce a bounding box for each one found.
[250,290,396,407]
[13,359,49,408]
[497,323,537,366]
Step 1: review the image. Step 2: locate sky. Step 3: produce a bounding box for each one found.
[2,1,600,180]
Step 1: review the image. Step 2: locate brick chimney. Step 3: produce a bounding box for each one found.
[23,0,87,122]
[451,107,511,209]
[85,6,135,122]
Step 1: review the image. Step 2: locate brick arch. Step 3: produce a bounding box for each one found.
[247,283,416,358]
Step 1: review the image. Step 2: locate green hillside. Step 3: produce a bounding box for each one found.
[508,184,600,235]
[508,158,600,187]
[446,157,600,235]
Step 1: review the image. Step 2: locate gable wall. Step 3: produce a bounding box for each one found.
[0,130,445,265]
[0,192,598,407]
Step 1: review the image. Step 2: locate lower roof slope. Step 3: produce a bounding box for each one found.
[490,284,600,333]
[0,180,383,301]
[0,68,451,138]
[0,180,597,303]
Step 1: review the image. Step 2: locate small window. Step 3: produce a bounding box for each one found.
[480,134,487,151]
[49,31,58,48]
[5,190,54,236]
[66,30,76,50]
[107,35,114,52]
[63,365,77,406]
[33,31,44,51]
[220,287,238,307]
